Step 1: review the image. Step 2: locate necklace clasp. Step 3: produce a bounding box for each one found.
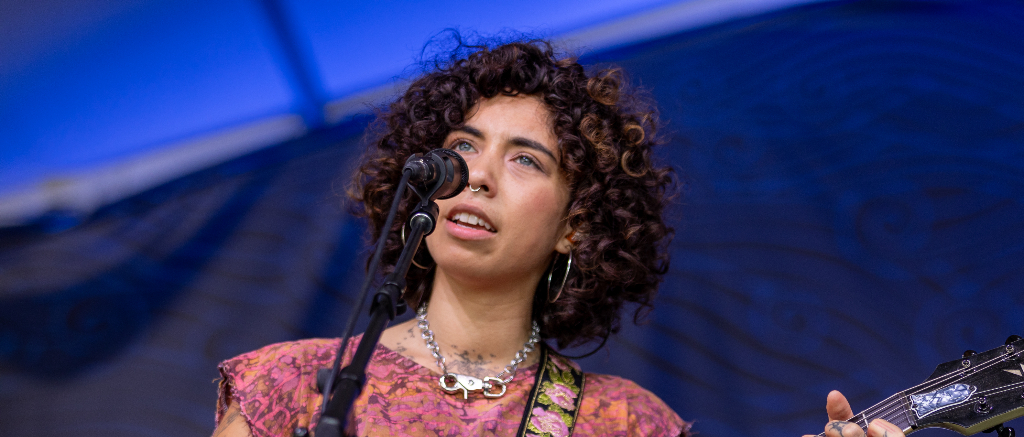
[440,373,484,399]
[439,373,508,399]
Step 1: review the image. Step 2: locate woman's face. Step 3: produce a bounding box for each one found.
[424,94,572,287]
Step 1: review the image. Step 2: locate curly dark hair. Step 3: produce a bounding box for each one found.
[348,37,675,350]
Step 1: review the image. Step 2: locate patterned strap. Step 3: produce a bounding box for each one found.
[516,344,587,437]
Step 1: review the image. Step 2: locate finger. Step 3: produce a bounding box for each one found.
[867,419,905,437]
[827,390,855,421]
[824,420,864,437]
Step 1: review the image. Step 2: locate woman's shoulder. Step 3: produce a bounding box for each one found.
[578,371,690,437]
[216,338,353,436]
[217,338,348,412]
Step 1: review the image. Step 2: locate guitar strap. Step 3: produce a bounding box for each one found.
[515,344,587,437]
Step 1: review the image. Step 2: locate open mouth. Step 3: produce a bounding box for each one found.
[449,212,496,232]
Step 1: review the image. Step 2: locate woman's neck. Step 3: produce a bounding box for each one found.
[380,267,542,378]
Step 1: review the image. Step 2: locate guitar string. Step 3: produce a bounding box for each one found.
[814,349,1023,436]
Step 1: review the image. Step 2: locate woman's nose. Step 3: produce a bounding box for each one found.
[466,151,497,194]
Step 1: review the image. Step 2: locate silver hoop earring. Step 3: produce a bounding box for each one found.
[546,251,572,303]
[469,185,481,192]
[400,224,429,269]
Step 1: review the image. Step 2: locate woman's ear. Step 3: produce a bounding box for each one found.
[555,226,575,254]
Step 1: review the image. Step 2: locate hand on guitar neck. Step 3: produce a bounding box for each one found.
[802,391,906,437]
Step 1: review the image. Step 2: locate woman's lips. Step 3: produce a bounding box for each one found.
[444,204,497,240]
[445,218,497,240]
[449,211,495,231]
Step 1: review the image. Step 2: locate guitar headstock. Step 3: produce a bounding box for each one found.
[910,335,1024,435]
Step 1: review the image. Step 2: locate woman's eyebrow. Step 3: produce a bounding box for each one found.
[455,125,485,139]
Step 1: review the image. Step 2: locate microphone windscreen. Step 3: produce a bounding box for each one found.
[431,149,468,200]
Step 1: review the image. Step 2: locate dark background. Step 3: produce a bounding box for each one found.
[2,1,1024,436]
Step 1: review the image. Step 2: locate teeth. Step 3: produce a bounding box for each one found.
[453,212,494,231]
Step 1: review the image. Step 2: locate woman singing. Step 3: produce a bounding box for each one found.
[211,38,904,437]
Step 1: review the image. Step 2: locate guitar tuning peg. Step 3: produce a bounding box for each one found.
[963,350,977,358]
[1006,335,1022,345]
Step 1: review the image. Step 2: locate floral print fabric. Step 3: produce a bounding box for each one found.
[523,348,584,437]
[217,336,689,437]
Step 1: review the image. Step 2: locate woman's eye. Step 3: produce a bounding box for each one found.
[514,155,537,168]
[453,141,474,152]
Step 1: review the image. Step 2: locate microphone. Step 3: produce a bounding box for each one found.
[403,149,468,200]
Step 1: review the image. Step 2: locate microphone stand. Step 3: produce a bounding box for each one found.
[313,155,445,437]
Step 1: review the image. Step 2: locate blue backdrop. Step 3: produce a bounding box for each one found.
[2,1,1023,436]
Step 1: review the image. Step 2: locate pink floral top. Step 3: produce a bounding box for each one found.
[217,336,689,437]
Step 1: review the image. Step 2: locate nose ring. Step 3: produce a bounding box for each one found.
[469,185,481,192]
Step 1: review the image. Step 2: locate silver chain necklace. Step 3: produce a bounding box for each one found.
[416,303,540,399]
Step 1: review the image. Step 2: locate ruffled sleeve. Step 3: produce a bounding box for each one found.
[216,339,339,437]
